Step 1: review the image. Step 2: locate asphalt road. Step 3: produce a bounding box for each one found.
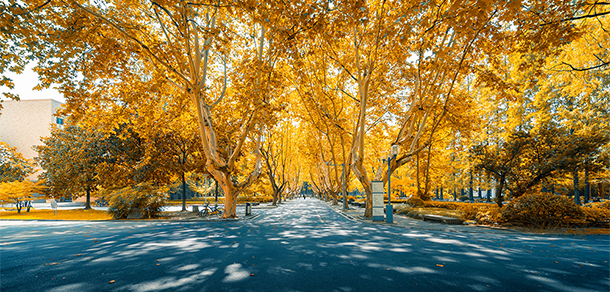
[1,199,608,292]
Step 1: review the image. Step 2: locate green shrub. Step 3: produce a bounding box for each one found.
[394,204,423,219]
[580,203,610,227]
[406,196,425,207]
[394,204,411,215]
[104,183,168,219]
[458,195,469,202]
[459,204,480,220]
[475,207,502,225]
[500,193,582,228]
[423,201,462,210]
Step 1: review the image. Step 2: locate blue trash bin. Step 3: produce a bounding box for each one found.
[245,203,251,216]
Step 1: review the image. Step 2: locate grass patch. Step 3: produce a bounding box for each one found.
[0,209,112,220]
[395,205,463,219]
[168,199,221,205]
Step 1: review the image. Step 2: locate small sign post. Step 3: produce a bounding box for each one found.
[372,181,384,222]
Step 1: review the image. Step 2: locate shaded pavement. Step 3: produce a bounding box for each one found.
[1,198,608,291]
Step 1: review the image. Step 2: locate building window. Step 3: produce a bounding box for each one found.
[56,117,64,129]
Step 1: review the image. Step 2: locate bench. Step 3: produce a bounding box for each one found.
[422,214,463,225]
[354,202,366,208]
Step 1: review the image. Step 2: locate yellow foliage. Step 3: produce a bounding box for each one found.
[500,193,583,228]
[580,205,610,227]
[405,197,425,207]
[475,207,502,225]
[0,180,46,211]
[102,183,168,219]
[395,205,463,220]
[0,209,111,220]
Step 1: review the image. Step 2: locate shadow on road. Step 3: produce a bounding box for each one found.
[1,199,608,292]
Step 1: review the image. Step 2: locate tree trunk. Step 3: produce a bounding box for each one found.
[272,193,278,206]
[209,169,239,218]
[573,167,580,205]
[270,181,279,206]
[214,180,219,204]
[85,185,92,210]
[424,143,433,196]
[584,167,590,203]
[496,177,505,208]
[416,150,421,196]
[364,188,373,218]
[181,172,187,212]
[469,171,474,201]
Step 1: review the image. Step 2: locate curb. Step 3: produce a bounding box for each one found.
[324,202,523,234]
[163,212,262,223]
[0,212,262,223]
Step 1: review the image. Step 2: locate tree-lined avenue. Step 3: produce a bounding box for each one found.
[1,199,608,292]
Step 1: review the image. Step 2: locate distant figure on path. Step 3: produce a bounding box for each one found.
[50,199,58,215]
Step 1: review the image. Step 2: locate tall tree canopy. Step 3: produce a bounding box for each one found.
[0,141,34,182]
[3,0,609,216]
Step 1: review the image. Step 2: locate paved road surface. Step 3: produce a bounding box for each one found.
[1,199,608,291]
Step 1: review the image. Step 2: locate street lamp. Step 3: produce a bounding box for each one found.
[383,145,400,223]
[327,161,348,210]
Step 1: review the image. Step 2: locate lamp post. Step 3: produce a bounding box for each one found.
[327,161,348,210]
[384,145,400,223]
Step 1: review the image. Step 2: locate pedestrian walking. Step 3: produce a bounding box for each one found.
[50,199,58,215]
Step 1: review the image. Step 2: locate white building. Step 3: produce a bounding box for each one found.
[0,99,64,180]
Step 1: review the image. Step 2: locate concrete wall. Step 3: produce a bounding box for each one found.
[0,99,63,180]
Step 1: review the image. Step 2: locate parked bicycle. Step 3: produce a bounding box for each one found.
[199,203,224,217]
[95,199,108,207]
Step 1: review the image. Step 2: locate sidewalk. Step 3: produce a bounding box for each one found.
[324,201,520,234]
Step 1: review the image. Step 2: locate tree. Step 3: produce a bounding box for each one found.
[9,0,607,218]
[303,0,582,217]
[0,1,48,111]
[0,141,34,182]
[22,0,319,218]
[0,180,45,213]
[149,110,204,212]
[261,126,289,206]
[470,125,610,207]
[35,125,107,209]
[470,5,610,205]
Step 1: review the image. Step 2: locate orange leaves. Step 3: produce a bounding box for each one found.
[501,193,584,228]
[0,180,46,206]
[0,142,35,182]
